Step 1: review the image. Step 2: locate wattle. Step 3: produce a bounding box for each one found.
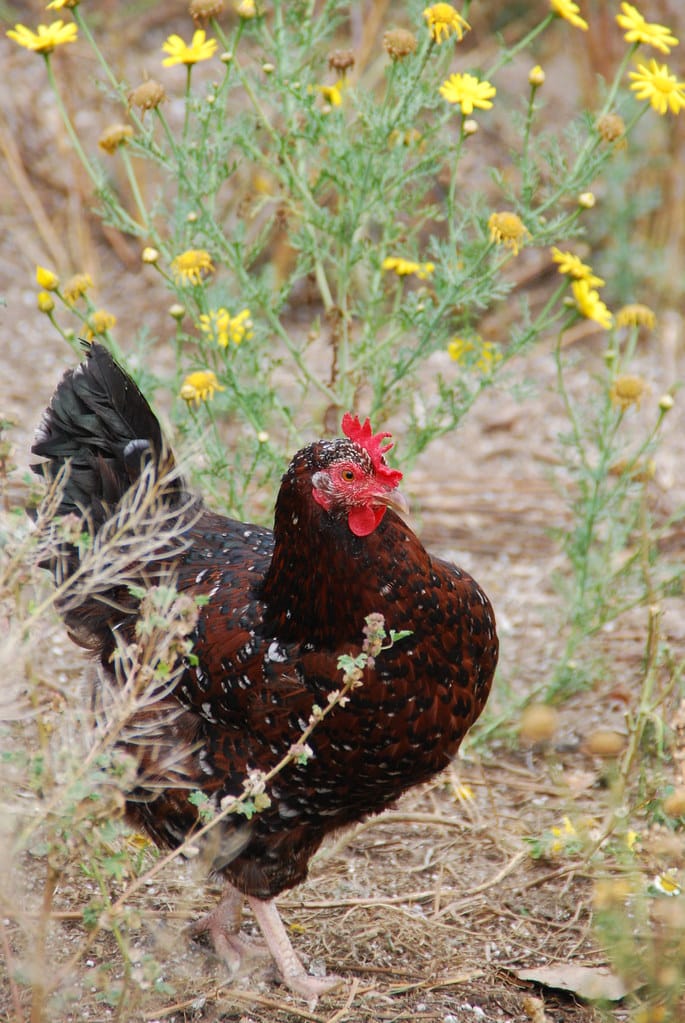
[347,505,385,537]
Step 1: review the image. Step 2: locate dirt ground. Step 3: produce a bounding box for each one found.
[2,3,685,1022]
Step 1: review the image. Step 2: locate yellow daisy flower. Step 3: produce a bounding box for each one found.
[629,59,685,115]
[616,3,679,55]
[550,0,588,31]
[318,81,344,107]
[439,72,496,115]
[615,303,656,329]
[572,279,613,329]
[199,307,253,347]
[448,337,501,373]
[63,272,94,305]
[653,873,681,896]
[551,247,605,287]
[86,309,117,339]
[6,20,78,53]
[171,249,215,286]
[161,29,218,67]
[488,212,530,255]
[382,256,435,279]
[423,4,470,44]
[180,370,225,405]
[46,0,80,8]
[550,815,577,854]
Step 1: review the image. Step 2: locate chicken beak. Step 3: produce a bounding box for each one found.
[375,487,410,519]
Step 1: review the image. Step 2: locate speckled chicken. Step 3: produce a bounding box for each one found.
[32,343,498,1005]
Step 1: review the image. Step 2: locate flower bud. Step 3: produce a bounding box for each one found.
[36,265,59,290]
[37,291,55,313]
[528,64,545,87]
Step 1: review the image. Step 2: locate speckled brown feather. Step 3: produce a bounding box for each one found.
[32,345,498,902]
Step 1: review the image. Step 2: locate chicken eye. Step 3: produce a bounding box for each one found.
[341,468,355,482]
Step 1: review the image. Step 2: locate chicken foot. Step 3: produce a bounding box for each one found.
[247,895,344,1008]
[189,885,268,977]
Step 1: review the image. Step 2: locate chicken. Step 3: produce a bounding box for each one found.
[32,342,498,1005]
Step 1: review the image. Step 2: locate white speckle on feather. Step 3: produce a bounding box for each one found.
[291,515,299,525]
[244,530,252,538]
[201,702,217,722]
[198,750,214,775]
[208,584,219,598]
[195,568,208,584]
[380,582,393,596]
[266,640,287,663]
[278,803,299,819]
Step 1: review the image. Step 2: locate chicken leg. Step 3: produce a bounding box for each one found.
[191,886,343,1007]
[189,885,268,977]
[247,895,343,1008]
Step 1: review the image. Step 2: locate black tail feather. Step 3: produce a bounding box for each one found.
[32,343,180,526]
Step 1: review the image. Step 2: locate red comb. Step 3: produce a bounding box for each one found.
[341,413,403,487]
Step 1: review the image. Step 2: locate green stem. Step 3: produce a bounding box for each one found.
[44,55,102,192]
[485,14,555,78]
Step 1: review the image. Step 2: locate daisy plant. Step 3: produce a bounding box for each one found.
[7,1,680,521]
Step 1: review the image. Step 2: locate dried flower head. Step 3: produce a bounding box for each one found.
[189,0,225,24]
[463,118,478,135]
[7,19,78,53]
[98,123,134,154]
[488,212,530,255]
[63,272,93,305]
[162,29,218,66]
[596,112,626,143]
[328,49,355,75]
[171,249,215,286]
[616,3,679,55]
[439,72,496,114]
[383,28,417,60]
[129,79,167,112]
[423,4,470,44]
[550,0,588,31]
[141,247,160,265]
[610,374,647,410]
[615,303,656,329]
[36,265,59,291]
[658,394,674,412]
[572,279,612,328]
[629,59,685,116]
[180,370,225,405]
[578,191,596,208]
